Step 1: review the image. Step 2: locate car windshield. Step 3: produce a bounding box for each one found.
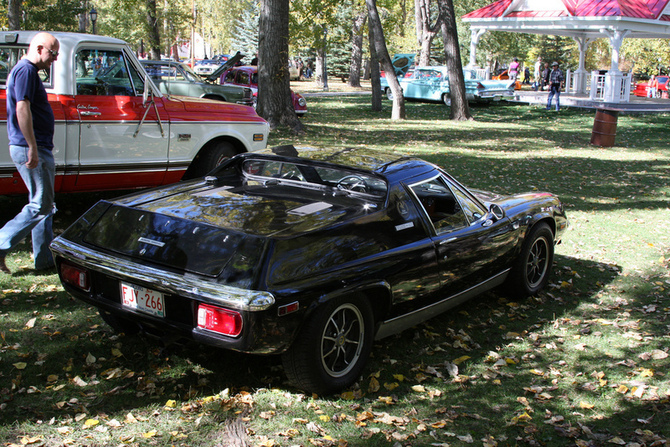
[178,64,201,82]
[240,158,388,199]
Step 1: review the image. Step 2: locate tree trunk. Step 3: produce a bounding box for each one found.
[146,0,162,60]
[366,0,405,120]
[437,0,471,121]
[348,11,367,88]
[258,0,305,133]
[368,21,382,112]
[415,0,442,67]
[8,0,22,30]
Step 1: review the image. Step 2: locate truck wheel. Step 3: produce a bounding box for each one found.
[184,141,236,179]
[506,222,554,297]
[282,295,374,395]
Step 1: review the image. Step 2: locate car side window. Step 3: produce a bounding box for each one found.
[224,71,235,83]
[450,183,486,224]
[75,48,142,96]
[410,176,468,234]
[238,71,250,85]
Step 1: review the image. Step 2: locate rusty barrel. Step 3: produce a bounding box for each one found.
[590,108,619,147]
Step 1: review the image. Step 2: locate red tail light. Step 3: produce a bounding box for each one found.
[197,304,242,337]
[60,263,91,292]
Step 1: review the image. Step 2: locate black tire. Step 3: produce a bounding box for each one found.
[184,141,236,179]
[282,295,374,395]
[506,222,554,297]
[442,94,451,106]
[99,310,140,335]
[385,88,394,100]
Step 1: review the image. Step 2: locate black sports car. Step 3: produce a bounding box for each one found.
[51,146,568,394]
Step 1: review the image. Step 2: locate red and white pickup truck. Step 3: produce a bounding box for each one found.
[0,31,269,195]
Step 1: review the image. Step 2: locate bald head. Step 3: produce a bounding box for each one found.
[27,32,59,69]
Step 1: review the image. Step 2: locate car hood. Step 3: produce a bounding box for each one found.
[206,51,244,82]
[473,189,555,205]
[80,180,378,278]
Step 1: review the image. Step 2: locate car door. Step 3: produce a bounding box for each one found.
[409,175,517,296]
[73,46,168,190]
[403,69,426,99]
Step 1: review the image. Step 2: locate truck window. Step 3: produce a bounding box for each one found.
[0,46,52,87]
[75,48,144,96]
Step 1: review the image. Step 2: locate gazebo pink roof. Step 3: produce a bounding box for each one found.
[464,0,670,20]
[462,0,670,38]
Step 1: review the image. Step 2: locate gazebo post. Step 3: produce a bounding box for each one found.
[468,28,487,70]
[601,28,631,102]
[572,35,593,95]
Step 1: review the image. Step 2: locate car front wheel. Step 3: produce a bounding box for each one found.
[506,222,554,297]
[385,88,394,100]
[282,295,374,395]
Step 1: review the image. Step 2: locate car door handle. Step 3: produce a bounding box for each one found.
[439,237,457,245]
[79,111,102,116]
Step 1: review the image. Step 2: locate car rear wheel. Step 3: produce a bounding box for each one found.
[385,88,394,100]
[184,141,236,179]
[442,93,451,106]
[282,295,374,395]
[506,222,554,297]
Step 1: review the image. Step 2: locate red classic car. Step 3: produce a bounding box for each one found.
[220,66,307,116]
[633,75,669,98]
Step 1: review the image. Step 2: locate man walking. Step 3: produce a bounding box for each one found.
[0,32,59,274]
[546,61,564,111]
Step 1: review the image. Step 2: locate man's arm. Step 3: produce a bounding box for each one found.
[16,99,39,169]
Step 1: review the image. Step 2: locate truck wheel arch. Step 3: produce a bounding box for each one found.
[182,138,243,179]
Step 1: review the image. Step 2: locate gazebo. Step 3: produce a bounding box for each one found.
[462,0,670,103]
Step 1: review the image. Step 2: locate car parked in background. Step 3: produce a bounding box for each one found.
[382,66,515,105]
[141,59,254,105]
[193,54,229,76]
[51,145,567,394]
[0,32,269,195]
[221,65,307,116]
[633,75,669,97]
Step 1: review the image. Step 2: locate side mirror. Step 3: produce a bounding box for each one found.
[482,204,505,227]
[489,203,505,220]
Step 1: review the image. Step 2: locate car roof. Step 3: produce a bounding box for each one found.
[0,31,127,47]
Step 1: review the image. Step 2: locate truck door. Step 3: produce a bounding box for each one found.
[73,46,168,190]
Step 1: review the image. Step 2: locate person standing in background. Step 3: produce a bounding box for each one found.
[546,61,564,111]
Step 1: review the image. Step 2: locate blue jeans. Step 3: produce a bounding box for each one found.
[0,145,56,269]
[547,84,561,110]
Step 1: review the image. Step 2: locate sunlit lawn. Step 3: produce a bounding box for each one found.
[0,96,668,446]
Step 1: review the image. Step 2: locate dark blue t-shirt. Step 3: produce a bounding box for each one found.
[6,58,55,149]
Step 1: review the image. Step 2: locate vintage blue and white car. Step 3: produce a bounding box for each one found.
[382,66,515,104]
[51,146,567,394]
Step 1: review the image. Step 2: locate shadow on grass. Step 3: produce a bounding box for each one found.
[0,253,616,413]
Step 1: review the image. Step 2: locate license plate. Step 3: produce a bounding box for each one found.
[121,282,165,318]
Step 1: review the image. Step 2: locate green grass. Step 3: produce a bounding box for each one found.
[1,97,668,446]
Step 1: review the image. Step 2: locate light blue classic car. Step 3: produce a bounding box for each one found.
[381,66,515,105]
